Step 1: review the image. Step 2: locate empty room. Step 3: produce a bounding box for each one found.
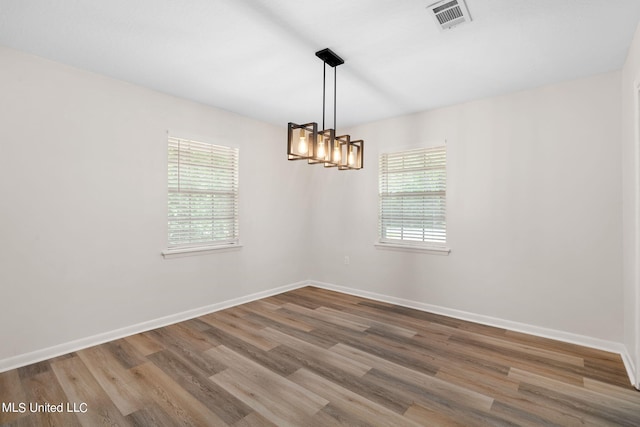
[2,0,640,425]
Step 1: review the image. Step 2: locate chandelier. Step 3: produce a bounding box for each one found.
[287,48,364,170]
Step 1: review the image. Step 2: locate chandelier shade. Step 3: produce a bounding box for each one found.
[309,128,336,165]
[286,48,363,171]
[342,139,364,170]
[287,122,317,160]
[326,134,349,168]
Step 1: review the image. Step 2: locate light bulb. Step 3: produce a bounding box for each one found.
[348,148,355,165]
[317,135,325,158]
[298,130,308,154]
[334,146,341,162]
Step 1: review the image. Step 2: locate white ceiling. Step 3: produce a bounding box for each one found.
[1,0,640,128]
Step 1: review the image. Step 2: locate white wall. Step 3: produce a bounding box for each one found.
[0,43,628,373]
[622,22,640,387]
[0,46,312,364]
[309,72,624,344]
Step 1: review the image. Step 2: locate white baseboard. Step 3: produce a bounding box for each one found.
[2,279,637,388]
[309,280,637,386]
[620,348,638,389]
[0,281,308,373]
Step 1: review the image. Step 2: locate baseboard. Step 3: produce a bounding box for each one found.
[0,280,309,373]
[620,348,638,389]
[309,280,636,384]
[3,279,637,388]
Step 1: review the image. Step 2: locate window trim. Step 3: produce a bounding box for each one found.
[161,243,242,259]
[378,145,448,253]
[163,136,240,257]
[374,242,450,255]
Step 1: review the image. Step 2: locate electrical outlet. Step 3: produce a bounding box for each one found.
[344,256,350,265]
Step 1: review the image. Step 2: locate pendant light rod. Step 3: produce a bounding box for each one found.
[317,48,342,164]
[322,62,326,130]
[334,66,337,132]
[317,48,343,132]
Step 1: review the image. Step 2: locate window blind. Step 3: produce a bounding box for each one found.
[379,146,446,245]
[168,137,239,248]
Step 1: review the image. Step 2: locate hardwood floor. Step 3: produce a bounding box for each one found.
[1,286,639,426]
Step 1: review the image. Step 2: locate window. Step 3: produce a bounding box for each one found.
[378,146,448,251]
[166,136,239,252]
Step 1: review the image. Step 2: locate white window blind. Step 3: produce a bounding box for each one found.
[168,137,239,249]
[379,146,446,246]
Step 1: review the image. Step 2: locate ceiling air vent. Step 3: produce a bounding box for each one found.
[427,0,472,30]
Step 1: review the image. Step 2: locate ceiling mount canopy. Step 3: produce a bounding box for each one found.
[287,48,363,170]
[315,48,344,67]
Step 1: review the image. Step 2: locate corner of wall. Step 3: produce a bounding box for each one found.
[621,19,640,392]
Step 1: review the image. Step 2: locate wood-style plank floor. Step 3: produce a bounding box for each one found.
[1,286,639,426]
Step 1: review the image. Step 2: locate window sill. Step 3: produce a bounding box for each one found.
[374,242,451,255]
[162,243,243,259]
